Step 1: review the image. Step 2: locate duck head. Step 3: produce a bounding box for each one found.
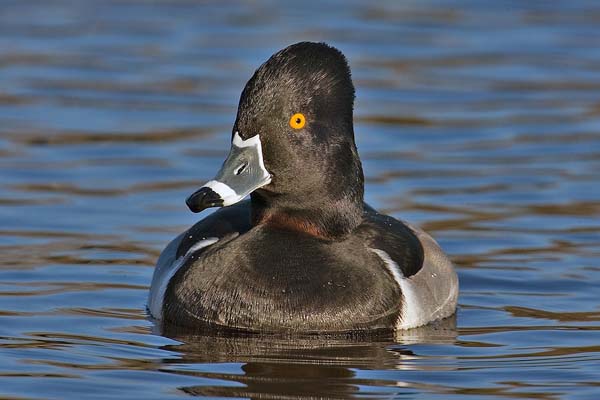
[186,42,364,239]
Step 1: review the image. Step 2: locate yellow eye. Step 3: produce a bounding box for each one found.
[289,113,306,130]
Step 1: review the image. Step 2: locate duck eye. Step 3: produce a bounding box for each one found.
[289,113,306,130]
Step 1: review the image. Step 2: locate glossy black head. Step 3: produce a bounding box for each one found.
[187,42,364,239]
[236,42,361,197]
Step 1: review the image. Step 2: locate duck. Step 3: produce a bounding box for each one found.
[148,42,458,333]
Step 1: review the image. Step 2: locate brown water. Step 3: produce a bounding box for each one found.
[1,1,600,399]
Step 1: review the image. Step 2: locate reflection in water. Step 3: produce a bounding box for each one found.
[161,318,457,398]
[1,0,599,398]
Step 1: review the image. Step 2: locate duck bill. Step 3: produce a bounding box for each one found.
[186,132,271,213]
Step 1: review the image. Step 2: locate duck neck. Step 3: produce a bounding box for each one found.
[251,126,365,240]
[250,188,364,240]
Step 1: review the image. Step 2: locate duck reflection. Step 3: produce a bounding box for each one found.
[157,316,456,398]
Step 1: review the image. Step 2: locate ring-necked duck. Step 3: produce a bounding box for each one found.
[148,42,458,333]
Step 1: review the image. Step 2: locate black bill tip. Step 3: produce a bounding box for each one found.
[185,187,224,213]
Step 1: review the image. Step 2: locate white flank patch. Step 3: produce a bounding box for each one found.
[203,180,238,205]
[149,237,218,320]
[370,248,423,329]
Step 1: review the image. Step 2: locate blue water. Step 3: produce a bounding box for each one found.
[1,1,599,398]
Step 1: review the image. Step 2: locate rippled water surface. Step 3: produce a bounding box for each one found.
[1,1,600,399]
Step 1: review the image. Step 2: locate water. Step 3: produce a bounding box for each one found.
[1,0,599,398]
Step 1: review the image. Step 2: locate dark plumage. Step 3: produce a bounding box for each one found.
[149,42,458,334]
